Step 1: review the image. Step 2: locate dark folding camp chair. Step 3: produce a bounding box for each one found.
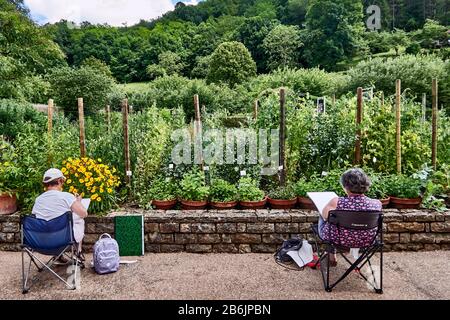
[311,210,384,294]
[21,212,82,294]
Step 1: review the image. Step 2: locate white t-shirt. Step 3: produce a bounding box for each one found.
[32,190,85,243]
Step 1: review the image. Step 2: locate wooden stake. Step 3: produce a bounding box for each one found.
[122,99,131,188]
[381,91,384,107]
[253,100,259,120]
[279,88,287,186]
[432,79,438,170]
[193,95,203,168]
[332,94,336,107]
[47,99,53,137]
[78,98,86,158]
[396,80,402,174]
[106,105,111,135]
[355,88,363,165]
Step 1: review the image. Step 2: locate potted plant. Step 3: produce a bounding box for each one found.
[179,169,210,210]
[366,174,390,208]
[238,177,267,209]
[0,140,19,215]
[209,179,238,210]
[386,175,423,209]
[295,179,317,210]
[268,184,297,209]
[148,176,178,210]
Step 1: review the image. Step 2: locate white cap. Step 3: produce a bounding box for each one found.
[43,168,65,183]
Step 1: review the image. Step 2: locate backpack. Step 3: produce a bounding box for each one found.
[274,237,303,263]
[93,234,120,275]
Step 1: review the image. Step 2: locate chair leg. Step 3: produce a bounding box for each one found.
[22,250,29,294]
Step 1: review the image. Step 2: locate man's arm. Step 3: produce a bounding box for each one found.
[71,196,88,219]
[321,197,339,221]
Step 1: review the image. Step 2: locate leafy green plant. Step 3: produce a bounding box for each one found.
[386,174,423,199]
[209,179,238,203]
[413,165,449,211]
[148,176,177,202]
[365,173,389,200]
[268,184,296,200]
[0,139,20,193]
[238,177,265,202]
[179,169,210,201]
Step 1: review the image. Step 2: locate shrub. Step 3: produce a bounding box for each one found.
[48,66,116,117]
[207,41,257,87]
[268,184,296,200]
[0,99,46,141]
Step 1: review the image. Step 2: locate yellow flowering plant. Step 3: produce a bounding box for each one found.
[61,157,120,214]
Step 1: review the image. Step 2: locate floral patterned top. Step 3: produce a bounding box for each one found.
[321,195,382,248]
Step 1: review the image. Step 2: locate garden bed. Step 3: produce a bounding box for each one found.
[1,209,449,253]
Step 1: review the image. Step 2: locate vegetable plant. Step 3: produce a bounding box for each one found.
[238,177,265,202]
[386,174,423,199]
[209,179,238,203]
[179,169,210,201]
[268,184,296,200]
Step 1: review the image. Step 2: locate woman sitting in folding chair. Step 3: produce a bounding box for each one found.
[317,168,382,266]
[32,168,88,260]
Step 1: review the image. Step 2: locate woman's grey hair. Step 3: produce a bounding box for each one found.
[340,168,371,194]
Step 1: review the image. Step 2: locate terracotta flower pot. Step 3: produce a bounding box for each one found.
[390,197,422,209]
[240,197,268,210]
[268,197,298,209]
[210,201,238,210]
[152,199,177,210]
[0,193,18,215]
[181,200,208,210]
[380,197,391,209]
[298,197,316,210]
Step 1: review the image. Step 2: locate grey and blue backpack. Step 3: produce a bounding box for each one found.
[93,234,120,275]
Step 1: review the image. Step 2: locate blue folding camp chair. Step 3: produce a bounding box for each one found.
[21,212,82,294]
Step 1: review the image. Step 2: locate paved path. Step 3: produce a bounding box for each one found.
[0,251,448,300]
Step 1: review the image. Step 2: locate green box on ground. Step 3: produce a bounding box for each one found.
[114,215,144,256]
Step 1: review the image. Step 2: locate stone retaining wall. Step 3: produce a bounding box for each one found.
[1,209,449,253]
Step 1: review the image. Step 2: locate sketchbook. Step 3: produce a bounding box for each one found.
[307,192,338,216]
[81,199,91,210]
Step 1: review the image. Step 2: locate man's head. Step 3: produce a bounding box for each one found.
[42,168,66,190]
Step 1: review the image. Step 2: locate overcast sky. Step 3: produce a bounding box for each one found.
[25,0,200,26]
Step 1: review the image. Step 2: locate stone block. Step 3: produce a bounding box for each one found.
[246,223,275,233]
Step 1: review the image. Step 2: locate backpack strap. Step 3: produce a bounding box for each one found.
[99,233,112,240]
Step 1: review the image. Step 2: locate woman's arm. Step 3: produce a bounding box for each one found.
[71,196,88,219]
[321,197,339,221]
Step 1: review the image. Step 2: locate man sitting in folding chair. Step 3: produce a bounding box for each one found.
[311,168,384,294]
[21,168,88,294]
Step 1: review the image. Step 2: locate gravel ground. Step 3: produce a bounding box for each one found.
[0,251,449,300]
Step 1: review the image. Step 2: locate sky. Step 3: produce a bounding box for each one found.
[25,0,200,26]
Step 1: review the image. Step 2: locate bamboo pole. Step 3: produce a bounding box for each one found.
[122,99,131,189]
[78,98,86,158]
[381,91,384,107]
[422,94,427,123]
[279,88,287,186]
[432,79,438,170]
[332,94,336,107]
[47,99,53,137]
[253,100,259,120]
[396,80,402,174]
[193,94,203,169]
[106,105,111,135]
[355,87,363,165]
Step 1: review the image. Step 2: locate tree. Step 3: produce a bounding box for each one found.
[48,66,116,116]
[81,57,113,78]
[388,29,411,55]
[158,51,185,76]
[235,17,279,73]
[207,41,257,87]
[413,19,448,49]
[263,25,303,71]
[301,0,364,70]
